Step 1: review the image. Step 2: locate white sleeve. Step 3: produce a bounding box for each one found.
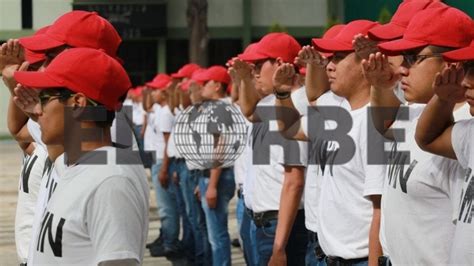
[363,116,386,197]
[87,176,147,264]
[291,86,310,116]
[159,108,174,133]
[452,119,473,169]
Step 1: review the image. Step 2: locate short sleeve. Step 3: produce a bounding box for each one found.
[452,119,474,169]
[291,87,310,116]
[363,111,387,197]
[87,176,147,264]
[159,107,175,133]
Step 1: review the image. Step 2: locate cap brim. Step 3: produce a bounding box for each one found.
[238,50,268,62]
[25,53,46,65]
[443,46,474,62]
[378,39,428,56]
[312,38,353,53]
[19,34,65,53]
[368,23,405,41]
[171,72,185,78]
[14,71,63,89]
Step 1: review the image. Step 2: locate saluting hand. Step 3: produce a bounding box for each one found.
[272,63,296,93]
[295,45,328,67]
[362,52,399,90]
[433,64,466,104]
[353,34,379,61]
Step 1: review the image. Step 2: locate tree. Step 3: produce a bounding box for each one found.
[378,6,392,24]
[187,0,209,66]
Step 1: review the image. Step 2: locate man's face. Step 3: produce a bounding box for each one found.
[326,52,365,98]
[462,65,474,116]
[36,89,69,145]
[201,80,219,100]
[399,46,446,104]
[254,59,279,96]
[189,82,203,104]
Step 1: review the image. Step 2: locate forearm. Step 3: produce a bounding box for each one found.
[370,86,401,135]
[273,166,305,252]
[209,167,222,189]
[239,78,260,119]
[305,64,328,102]
[415,95,454,148]
[275,97,302,139]
[368,195,382,266]
[7,97,31,141]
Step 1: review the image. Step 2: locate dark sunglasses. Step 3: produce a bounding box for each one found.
[402,53,443,67]
[38,89,98,108]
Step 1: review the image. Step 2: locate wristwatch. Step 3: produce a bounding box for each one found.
[273,88,291,100]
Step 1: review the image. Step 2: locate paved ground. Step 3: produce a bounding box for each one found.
[0,140,245,266]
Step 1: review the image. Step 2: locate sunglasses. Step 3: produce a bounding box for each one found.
[402,53,443,67]
[38,89,98,108]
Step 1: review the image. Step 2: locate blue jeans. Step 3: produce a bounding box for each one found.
[199,167,236,266]
[171,160,194,260]
[181,167,212,265]
[255,210,307,266]
[151,161,179,250]
[240,204,259,266]
[236,193,244,235]
[306,232,326,266]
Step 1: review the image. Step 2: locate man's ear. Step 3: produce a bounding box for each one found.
[70,93,88,119]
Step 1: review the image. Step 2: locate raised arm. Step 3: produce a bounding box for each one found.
[415,65,465,160]
[295,45,329,102]
[232,59,261,121]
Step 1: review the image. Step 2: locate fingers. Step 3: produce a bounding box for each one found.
[433,72,442,87]
[0,43,7,55]
[18,61,29,72]
[455,64,465,84]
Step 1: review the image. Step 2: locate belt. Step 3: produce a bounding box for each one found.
[189,167,232,178]
[326,256,368,266]
[308,231,326,260]
[252,210,279,227]
[378,256,392,266]
[20,263,27,266]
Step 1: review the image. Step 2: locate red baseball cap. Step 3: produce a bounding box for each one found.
[131,86,144,96]
[312,20,379,53]
[318,24,346,58]
[238,33,301,63]
[443,40,474,62]
[14,48,131,111]
[24,26,50,65]
[19,11,121,57]
[146,73,172,90]
[171,63,201,79]
[368,0,446,41]
[378,6,474,56]
[193,66,230,85]
[238,43,258,62]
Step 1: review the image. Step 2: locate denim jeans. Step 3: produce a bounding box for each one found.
[255,210,307,266]
[171,159,194,260]
[181,166,212,265]
[240,204,259,266]
[199,167,236,266]
[306,232,327,266]
[151,161,179,250]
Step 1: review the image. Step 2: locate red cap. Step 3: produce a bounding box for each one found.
[131,86,144,96]
[368,0,446,41]
[319,24,346,58]
[238,33,301,63]
[378,6,474,56]
[443,40,474,62]
[14,48,131,111]
[238,43,258,62]
[312,20,379,53]
[19,11,121,57]
[171,63,201,79]
[146,74,172,90]
[24,26,50,65]
[180,69,206,91]
[179,79,193,91]
[193,66,230,85]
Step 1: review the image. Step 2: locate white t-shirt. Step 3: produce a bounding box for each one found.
[111,108,139,151]
[27,119,46,151]
[450,119,474,266]
[15,144,48,263]
[250,94,308,213]
[301,91,349,233]
[144,104,163,153]
[28,153,66,265]
[132,102,145,126]
[305,91,385,259]
[154,105,174,160]
[291,86,311,116]
[30,147,149,265]
[233,104,252,186]
[242,123,255,210]
[380,104,469,265]
[167,109,180,158]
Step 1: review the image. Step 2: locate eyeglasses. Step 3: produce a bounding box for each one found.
[330,52,351,64]
[402,53,443,67]
[38,89,98,109]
